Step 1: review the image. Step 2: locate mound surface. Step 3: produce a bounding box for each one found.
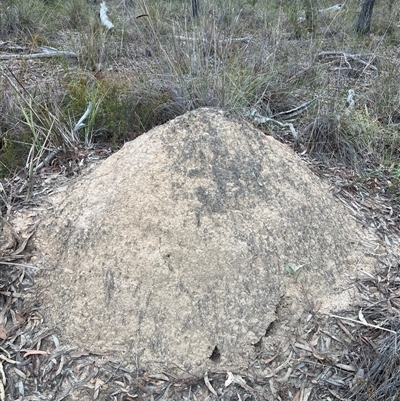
[35,108,373,374]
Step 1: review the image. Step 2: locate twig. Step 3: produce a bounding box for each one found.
[317,51,377,71]
[329,314,396,335]
[245,109,298,139]
[204,371,217,396]
[271,97,318,120]
[336,318,355,341]
[0,51,77,60]
[33,147,62,173]
[329,313,397,352]
[0,262,44,270]
[264,351,293,378]
[0,41,25,52]
[175,35,251,43]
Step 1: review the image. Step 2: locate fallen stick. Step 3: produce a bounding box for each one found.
[317,51,377,71]
[0,51,77,60]
[245,109,298,139]
[33,147,62,173]
[175,35,251,43]
[271,97,318,120]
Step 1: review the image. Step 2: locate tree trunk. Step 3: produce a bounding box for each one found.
[356,0,376,34]
[192,0,199,18]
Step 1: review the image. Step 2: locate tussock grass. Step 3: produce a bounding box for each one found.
[0,0,398,186]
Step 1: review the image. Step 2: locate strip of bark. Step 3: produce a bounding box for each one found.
[100,1,114,30]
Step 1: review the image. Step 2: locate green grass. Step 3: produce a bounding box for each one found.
[0,0,398,189]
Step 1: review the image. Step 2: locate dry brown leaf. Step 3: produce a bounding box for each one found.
[0,354,16,364]
[32,355,40,376]
[149,373,169,381]
[93,377,105,400]
[358,309,368,325]
[294,342,312,352]
[387,299,394,315]
[264,353,279,364]
[309,332,320,347]
[70,351,90,358]
[336,319,355,341]
[204,371,217,396]
[55,355,64,376]
[275,367,293,383]
[310,346,325,361]
[23,350,50,358]
[232,374,255,393]
[300,387,312,401]
[293,388,301,401]
[132,378,152,394]
[0,291,21,297]
[9,230,35,257]
[225,371,234,388]
[328,388,352,400]
[0,324,7,340]
[336,363,357,372]
[15,313,26,324]
[312,301,322,315]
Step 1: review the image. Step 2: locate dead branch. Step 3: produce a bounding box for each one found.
[33,147,62,173]
[317,51,377,71]
[0,41,25,52]
[245,109,298,139]
[175,36,251,43]
[245,98,317,139]
[0,51,77,60]
[271,97,318,120]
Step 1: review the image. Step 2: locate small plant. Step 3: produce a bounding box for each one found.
[285,262,305,281]
[285,262,314,312]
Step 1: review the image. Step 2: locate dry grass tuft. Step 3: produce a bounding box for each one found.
[302,114,359,166]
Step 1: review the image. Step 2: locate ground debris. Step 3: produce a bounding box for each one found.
[0,219,394,400]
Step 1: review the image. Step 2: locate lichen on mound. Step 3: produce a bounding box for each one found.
[36,108,374,374]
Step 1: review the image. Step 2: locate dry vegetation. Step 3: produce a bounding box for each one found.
[0,0,399,182]
[0,0,400,400]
